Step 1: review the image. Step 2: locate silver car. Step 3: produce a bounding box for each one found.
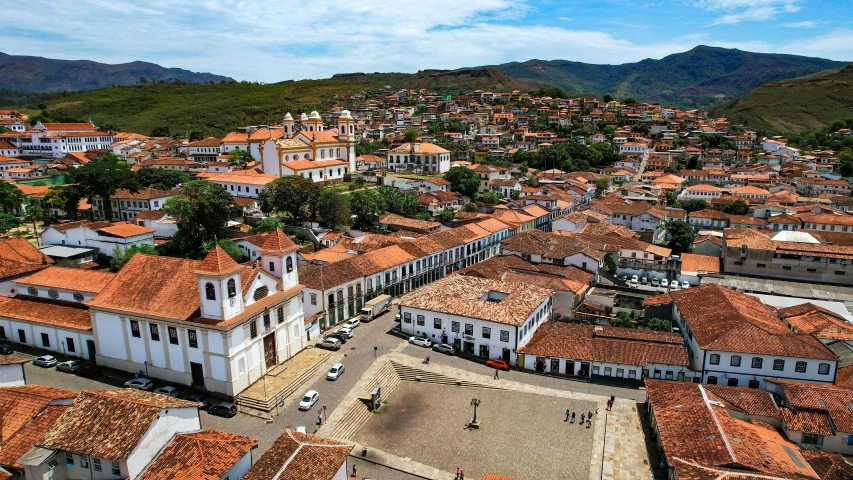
[124,377,154,390]
[33,355,57,368]
[326,363,345,381]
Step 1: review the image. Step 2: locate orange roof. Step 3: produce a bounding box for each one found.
[0,385,76,444]
[208,170,277,186]
[257,229,299,255]
[0,405,68,469]
[15,266,115,293]
[679,253,721,276]
[221,132,249,143]
[97,223,154,238]
[194,246,243,276]
[138,430,257,480]
[0,296,92,331]
[283,159,347,170]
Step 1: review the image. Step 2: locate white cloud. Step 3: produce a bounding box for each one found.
[693,0,801,25]
[780,28,853,61]
[782,20,816,28]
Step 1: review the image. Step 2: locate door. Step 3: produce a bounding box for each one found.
[502,348,510,362]
[190,362,205,388]
[86,340,96,362]
[263,333,277,368]
[567,360,575,376]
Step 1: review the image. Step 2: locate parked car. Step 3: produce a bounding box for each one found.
[650,278,660,287]
[208,402,237,418]
[56,360,84,373]
[669,280,679,289]
[681,281,690,289]
[344,318,360,329]
[184,393,210,410]
[630,275,638,285]
[316,337,341,351]
[640,276,648,285]
[432,343,455,355]
[0,343,13,355]
[409,336,432,348]
[33,355,57,368]
[75,364,101,379]
[326,333,348,344]
[326,363,345,381]
[486,359,510,371]
[620,275,628,282]
[124,377,154,390]
[153,386,180,397]
[334,327,353,339]
[298,390,319,411]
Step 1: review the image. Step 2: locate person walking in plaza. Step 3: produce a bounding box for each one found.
[352,464,357,477]
[571,411,576,423]
[609,395,615,411]
[580,413,585,425]
[565,409,571,422]
[493,369,499,380]
[587,417,592,428]
[606,398,612,411]
[317,411,323,425]
[456,467,461,479]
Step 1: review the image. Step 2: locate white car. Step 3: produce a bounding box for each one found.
[630,275,639,284]
[670,280,679,289]
[334,327,353,339]
[650,278,660,287]
[344,318,360,329]
[33,355,57,368]
[299,390,319,411]
[153,386,179,397]
[326,363,345,381]
[409,336,432,348]
[124,377,154,390]
[681,281,690,289]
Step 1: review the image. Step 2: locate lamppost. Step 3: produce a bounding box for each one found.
[469,398,481,429]
[144,360,149,377]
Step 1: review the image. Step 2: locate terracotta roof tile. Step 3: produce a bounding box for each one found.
[0,385,76,444]
[138,430,257,480]
[256,229,299,254]
[242,429,352,480]
[702,385,780,418]
[0,405,68,468]
[14,266,115,294]
[0,238,53,278]
[193,246,243,276]
[802,450,853,480]
[0,296,92,331]
[679,254,721,276]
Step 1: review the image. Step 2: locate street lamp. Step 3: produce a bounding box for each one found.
[469,398,481,429]
[144,360,149,377]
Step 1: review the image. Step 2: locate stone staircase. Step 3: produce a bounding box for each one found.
[391,362,508,390]
[237,353,330,412]
[330,361,402,440]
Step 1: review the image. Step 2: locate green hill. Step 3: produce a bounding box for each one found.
[23,80,374,136]
[492,46,846,108]
[709,63,853,133]
[0,52,233,93]
[332,67,545,93]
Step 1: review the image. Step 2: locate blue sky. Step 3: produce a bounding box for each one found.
[1,0,851,82]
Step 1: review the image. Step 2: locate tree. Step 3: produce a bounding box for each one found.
[837,149,853,164]
[444,166,480,199]
[722,198,752,216]
[257,175,321,220]
[610,311,635,328]
[22,197,44,245]
[376,186,419,217]
[603,254,617,274]
[227,149,254,165]
[201,239,242,262]
[110,244,158,271]
[137,168,189,190]
[349,189,386,229]
[677,199,708,214]
[510,189,521,200]
[403,129,419,143]
[665,192,678,206]
[0,182,24,214]
[188,130,205,141]
[415,212,432,221]
[463,202,477,212]
[478,191,501,205]
[316,190,350,230]
[686,155,700,170]
[602,94,614,103]
[162,181,235,256]
[622,98,636,104]
[150,126,170,137]
[594,178,610,197]
[438,209,454,223]
[648,318,672,332]
[70,153,139,221]
[527,176,539,187]
[249,217,284,234]
[43,185,84,220]
[840,161,853,178]
[0,213,21,233]
[664,219,696,254]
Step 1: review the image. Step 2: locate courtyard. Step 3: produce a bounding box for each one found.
[354,381,598,480]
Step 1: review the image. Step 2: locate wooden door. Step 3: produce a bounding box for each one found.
[263,333,277,368]
[190,362,205,387]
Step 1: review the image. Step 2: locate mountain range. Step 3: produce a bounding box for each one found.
[0,52,233,93]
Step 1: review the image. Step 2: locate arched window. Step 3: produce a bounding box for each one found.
[253,286,269,301]
[286,256,293,273]
[350,125,354,134]
[336,148,340,157]
[321,149,325,159]
[205,282,216,300]
[227,279,237,298]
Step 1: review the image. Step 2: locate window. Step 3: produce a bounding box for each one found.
[795,361,807,373]
[730,355,741,367]
[41,332,50,347]
[707,376,718,385]
[802,433,824,446]
[310,293,317,306]
[277,306,284,324]
[253,286,269,301]
[79,456,89,468]
[403,313,411,324]
[66,338,75,353]
[482,327,491,339]
[48,459,58,470]
[464,324,473,336]
[751,357,763,369]
[150,324,160,341]
[227,279,237,298]
[434,318,442,329]
[264,313,271,331]
[592,366,600,374]
[709,354,720,365]
[93,459,102,472]
[604,367,612,376]
[616,368,624,378]
[846,435,853,446]
[748,380,760,388]
[500,330,509,342]
[205,282,216,300]
[416,315,425,326]
[188,330,198,348]
[112,461,121,476]
[451,321,460,333]
[628,370,637,379]
[727,378,738,386]
[250,321,258,339]
[819,363,830,375]
[773,359,785,371]
[66,452,74,466]
[165,326,178,345]
[132,321,141,340]
[286,257,293,273]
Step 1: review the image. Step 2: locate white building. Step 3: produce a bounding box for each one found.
[0,355,27,387]
[41,220,155,256]
[259,111,357,178]
[387,142,452,174]
[93,188,180,222]
[398,275,553,365]
[86,231,306,396]
[208,169,277,198]
[4,122,112,159]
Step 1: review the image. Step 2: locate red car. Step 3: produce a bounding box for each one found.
[486,359,510,371]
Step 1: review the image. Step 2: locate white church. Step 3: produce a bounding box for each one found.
[259,110,357,182]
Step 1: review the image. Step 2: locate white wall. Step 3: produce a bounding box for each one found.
[126,407,201,478]
[0,363,25,386]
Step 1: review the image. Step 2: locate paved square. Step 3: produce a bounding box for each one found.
[354,382,598,480]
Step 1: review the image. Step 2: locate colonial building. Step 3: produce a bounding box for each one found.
[259,111,356,180]
[387,142,452,173]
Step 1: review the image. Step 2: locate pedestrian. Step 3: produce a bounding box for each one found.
[610,395,615,410]
[588,410,593,419]
[571,412,576,423]
[456,467,461,479]
[587,417,591,428]
[606,399,612,411]
[494,369,499,380]
[317,411,322,425]
[565,409,570,422]
[352,464,357,477]
[460,468,465,479]
[580,413,585,424]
